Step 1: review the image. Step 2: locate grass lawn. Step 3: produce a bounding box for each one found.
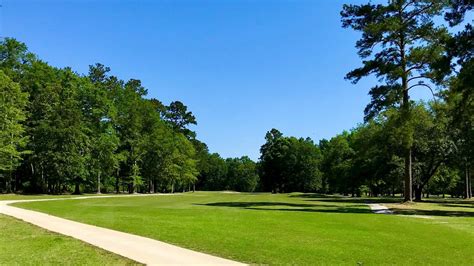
[0,214,137,265]
[385,198,474,216]
[0,193,110,201]
[14,192,474,265]
[0,194,77,201]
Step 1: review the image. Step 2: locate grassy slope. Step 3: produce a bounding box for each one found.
[0,214,137,265]
[15,192,474,265]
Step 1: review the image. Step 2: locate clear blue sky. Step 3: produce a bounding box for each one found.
[3,0,431,160]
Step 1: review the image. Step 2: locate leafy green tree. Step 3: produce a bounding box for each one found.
[192,139,211,190]
[162,101,197,139]
[25,67,90,194]
[410,103,454,200]
[0,71,29,192]
[260,129,322,193]
[428,165,460,198]
[82,64,120,193]
[198,153,228,191]
[86,63,128,193]
[113,78,149,193]
[443,2,473,198]
[226,156,259,192]
[341,0,448,201]
[259,129,287,193]
[139,120,170,193]
[130,162,143,193]
[90,126,120,193]
[0,38,36,81]
[19,60,59,192]
[172,133,198,192]
[54,69,90,194]
[320,132,355,195]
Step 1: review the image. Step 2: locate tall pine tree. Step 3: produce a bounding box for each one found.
[341,0,448,201]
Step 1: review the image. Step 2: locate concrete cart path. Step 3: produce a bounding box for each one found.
[368,203,393,214]
[0,195,245,265]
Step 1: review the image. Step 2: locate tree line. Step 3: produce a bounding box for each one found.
[0,0,472,201]
[0,38,258,194]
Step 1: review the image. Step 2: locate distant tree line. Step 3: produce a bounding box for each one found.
[0,0,472,201]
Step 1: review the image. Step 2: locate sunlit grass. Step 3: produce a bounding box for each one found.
[0,214,137,265]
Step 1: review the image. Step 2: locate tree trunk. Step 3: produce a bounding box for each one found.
[404,147,413,202]
[73,181,80,195]
[468,167,472,199]
[400,26,412,202]
[466,165,471,199]
[193,183,195,193]
[97,171,101,194]
[414,184,422,201]
[5,171,12,193]
[15,171,20,193]
[47,178,51,194]
[115,168,120,194]
[149,180,153,193]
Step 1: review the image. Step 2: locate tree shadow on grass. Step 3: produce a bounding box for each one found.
[291,193,474,204]
[306,197,403,204]
[421,199,474,205]
[440,203,474,209]
[306,198,474,217]
[289,193,336,199]
[195,201,372,214]
[289,193,403,204]
[197,201,474,217]
[390,208,474,217]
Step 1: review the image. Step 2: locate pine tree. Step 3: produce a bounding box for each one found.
[341,0,448,201]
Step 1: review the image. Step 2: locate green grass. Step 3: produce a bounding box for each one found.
[0,193,112,201]
[384,198,474,235]
[0,194,77,201]
[385,198,474,216]
[14,192,474,265]
[0,214,137,265]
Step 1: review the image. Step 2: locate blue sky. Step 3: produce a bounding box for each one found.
[3,0,433,160]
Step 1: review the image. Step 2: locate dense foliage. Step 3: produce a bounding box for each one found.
[0,38,258,194]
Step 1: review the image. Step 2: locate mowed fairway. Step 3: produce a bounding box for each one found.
[0,214,137,265]
[14,192,474,265]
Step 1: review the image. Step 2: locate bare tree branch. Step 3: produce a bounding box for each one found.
[408,83,437,102]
